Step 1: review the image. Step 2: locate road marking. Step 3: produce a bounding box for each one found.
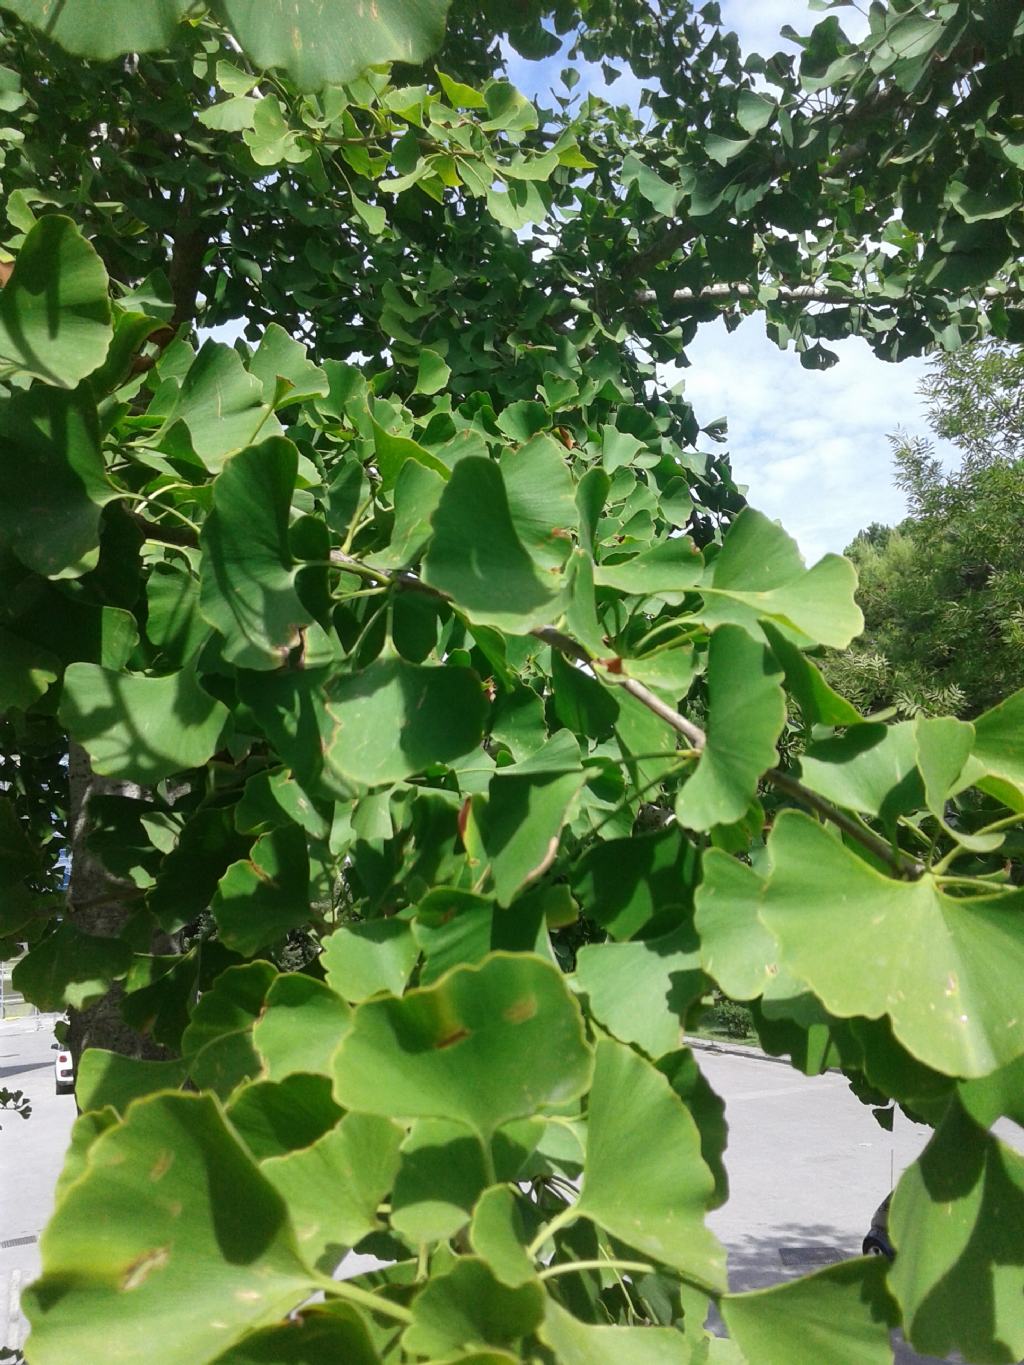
[4,1268,23,1352]
[726,1083,843,1102]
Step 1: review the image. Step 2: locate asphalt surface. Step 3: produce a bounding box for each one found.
[1,1025,1017,1362]
[0,1020,75,1358]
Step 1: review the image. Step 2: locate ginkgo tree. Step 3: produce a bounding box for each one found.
[1,2,1023,1363]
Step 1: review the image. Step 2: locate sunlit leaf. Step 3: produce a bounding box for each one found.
[333,953,592,1143]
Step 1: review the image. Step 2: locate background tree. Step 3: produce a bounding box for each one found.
[0,3,1023,1364]
[830,342,1024,716]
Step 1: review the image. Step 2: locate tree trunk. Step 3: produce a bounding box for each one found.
[65,743,168,1066]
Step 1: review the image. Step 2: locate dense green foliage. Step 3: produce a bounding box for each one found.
[0,3,1023,1363]
[830,343,1024,717]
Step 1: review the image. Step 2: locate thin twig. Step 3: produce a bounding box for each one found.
[767,768,924,880]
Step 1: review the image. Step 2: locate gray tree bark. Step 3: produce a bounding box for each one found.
[65,742,168,1066]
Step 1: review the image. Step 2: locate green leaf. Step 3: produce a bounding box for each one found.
[199,437,315,670]
[676,626,785,831]
[574,1037,726,1291]
[0,627,59,709]
[250,324,328,407]
[797,722,923,825]
[371,417,451,492]
[968,686,1024,798]
[212,824,311,957]
[22,1094,315,1365]
[61,662,229,785]
[332,953,592,1143]
[212,1305,382,1365]
[155,340,276,473]
[574,924,704,1058]
[889,1101,1024,1363]
[214,0,453,92]
[721,1258,897,1364]
[0,214,111,386]
[321,919,420,1003]
[478,732,586,905]
[226,1074,342,1162]
[621,154,678,216]
[701,509,863,648]
[415,347,451,395]
[0,386,113,578]
[324,657,486,785]
[500,434,578,570]
[571,826,700,941]
[541,1299,693,1365]
[12,923,131,1012]
[252,973,351,1083]
[350,191,387,236]
[437,70,487,109]
[198,95,258,132]
[761,811,1024,1077]
[423,457,563,632]
[243,94,311,166]
[2,0,192,59]
[593,539,703,596]
[75,1051,187,1116]
[915,716,1001,852]
[402,1258,544,1359]
[262,1112,402,1270]
[761,622,861,728]
[704,133,751,166]
[469,1186,536,1288]
[695,851,778,1000]
[181,961,277,1099]
[736,90,775,134]
[391,1118,490,1244]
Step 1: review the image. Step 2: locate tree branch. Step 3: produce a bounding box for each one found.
[766,767,924,880]
[329,556,924,877]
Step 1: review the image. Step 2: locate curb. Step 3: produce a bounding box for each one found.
[687,1035,793,1067]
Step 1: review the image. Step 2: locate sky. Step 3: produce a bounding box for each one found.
[505,1,958,562]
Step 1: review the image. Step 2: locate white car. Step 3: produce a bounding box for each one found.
[54,1050,74,1095]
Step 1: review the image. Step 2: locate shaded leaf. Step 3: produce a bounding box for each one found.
[212,824,311,957]
[402,1258,544,1359]
[262,1113,403,1271]
[22,1094,315,1365]
[423,457,563,632]
[181,961,277,1098]
[0,215,110,386]
[676,625,784,831]
[76,1051,186,1116]
[215,0,452,92]
[889,1101,1024,1363]
[0,386,113,579]
[324,657,486,785]
[61,662,228,785]
[199,437,315,670]
[575,1038,726,1290]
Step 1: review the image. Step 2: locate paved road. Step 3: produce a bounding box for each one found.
[0,1022,76,1357]
[1,1027,1016,1361]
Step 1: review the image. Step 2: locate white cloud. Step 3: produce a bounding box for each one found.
[669,316,957,562]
